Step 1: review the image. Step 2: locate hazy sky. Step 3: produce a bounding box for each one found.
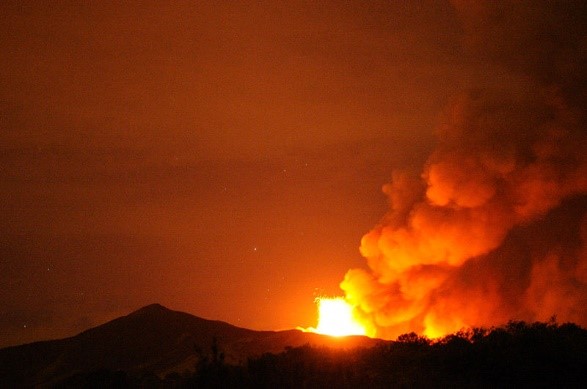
[2,1,586,347]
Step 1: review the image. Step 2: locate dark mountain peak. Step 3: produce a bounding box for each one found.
[0,305,385,387]
[131,303,170,316]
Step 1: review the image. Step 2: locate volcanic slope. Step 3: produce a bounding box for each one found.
[0,304,383,386]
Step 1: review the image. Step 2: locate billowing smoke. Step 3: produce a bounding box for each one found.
[342,1,587,339]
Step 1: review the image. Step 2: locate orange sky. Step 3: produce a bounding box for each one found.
[1,1,586,347]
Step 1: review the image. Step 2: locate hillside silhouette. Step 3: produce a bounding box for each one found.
[0,304,381,387]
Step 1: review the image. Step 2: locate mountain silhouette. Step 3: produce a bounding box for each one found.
[0,304,383,386]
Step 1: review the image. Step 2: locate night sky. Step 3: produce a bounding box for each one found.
[2,1,587,347]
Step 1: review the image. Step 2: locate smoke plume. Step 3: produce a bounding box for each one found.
[342,1,587,339]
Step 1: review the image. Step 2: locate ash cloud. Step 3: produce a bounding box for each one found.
[342,1,587,338]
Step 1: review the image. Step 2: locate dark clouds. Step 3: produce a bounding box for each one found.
[0,2,463,156]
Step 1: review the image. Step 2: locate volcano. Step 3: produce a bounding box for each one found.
[0,304,383,387]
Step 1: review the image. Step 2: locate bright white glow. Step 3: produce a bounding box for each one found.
[313,297,367,337]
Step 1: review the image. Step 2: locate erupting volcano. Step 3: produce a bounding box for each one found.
[3,0,587,355]
[315,2,587,341]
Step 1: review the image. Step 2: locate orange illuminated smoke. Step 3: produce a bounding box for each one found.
[310,297,369,337]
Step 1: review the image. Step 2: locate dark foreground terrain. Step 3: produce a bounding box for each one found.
[2,305,586,388]
[0,304,380,387]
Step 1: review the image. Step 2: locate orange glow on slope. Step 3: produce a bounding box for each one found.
[303,297,371,337]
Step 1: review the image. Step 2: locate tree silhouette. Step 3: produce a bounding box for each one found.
[51,320,587,387]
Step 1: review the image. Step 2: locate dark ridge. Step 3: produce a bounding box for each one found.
[0,305,381,387]
[132,303,169,314]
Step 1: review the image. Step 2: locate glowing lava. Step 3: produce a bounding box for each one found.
[307,297,369,337]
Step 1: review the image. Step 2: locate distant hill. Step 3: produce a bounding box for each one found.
[0,303,384,387]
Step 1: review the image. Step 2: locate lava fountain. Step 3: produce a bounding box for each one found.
[302,297,372,337]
